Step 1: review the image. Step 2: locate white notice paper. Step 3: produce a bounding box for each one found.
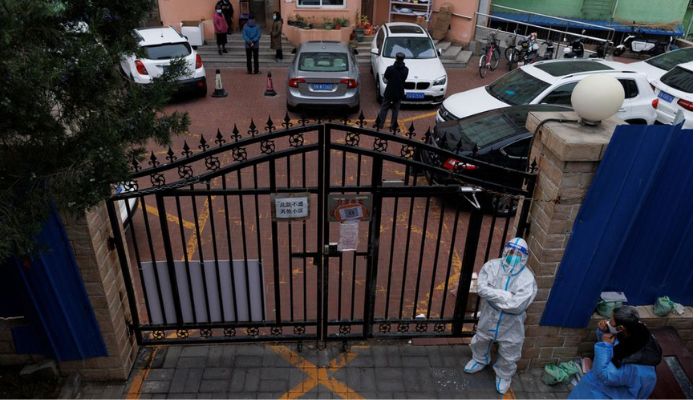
[338,221,359,251]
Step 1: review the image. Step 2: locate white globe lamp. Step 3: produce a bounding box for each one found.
[570,75,624,126]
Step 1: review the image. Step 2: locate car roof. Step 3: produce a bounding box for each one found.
[677,61,693,71]
[384,23,427,36]
[644,47,693,70]
[299,41,349,52]
[134,27,186,46]
[522,59,636,83]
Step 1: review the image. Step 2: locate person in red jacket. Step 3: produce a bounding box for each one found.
[213,8,229,55]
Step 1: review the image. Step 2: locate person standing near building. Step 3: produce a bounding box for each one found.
[270,11,283,62]
[216,0,234,34]
[375,52,408,130]
[569,306,662,399]
[463,237,537,395]
[243,15,261,74]
[213,8,228,55]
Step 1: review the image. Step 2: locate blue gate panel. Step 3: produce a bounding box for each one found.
[541,125,692,328]
[13,208,107,361]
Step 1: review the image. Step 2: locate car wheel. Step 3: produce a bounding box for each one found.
[375,76,383,103]
[287,102,298,113]
[197,83,208,98]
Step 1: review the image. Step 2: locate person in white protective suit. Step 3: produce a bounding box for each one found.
[463,237,538,395]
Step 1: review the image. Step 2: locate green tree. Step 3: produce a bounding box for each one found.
[0,0,190,259]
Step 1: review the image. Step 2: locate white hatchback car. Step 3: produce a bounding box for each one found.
[370,23,447,105]
[625,47,693,83]
[437,60,657,125]
[651,61,693,128]
[120,26,207,97]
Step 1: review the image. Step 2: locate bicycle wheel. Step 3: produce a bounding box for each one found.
[478,55,487,78]
[505,47,516,70]
[490,47,500,70]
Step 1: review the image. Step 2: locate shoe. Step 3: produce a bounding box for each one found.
[495,377,512,395]
[254,71,260,74]
[218,49,222,55]
[463,359,486,374]
[223,48,228,53]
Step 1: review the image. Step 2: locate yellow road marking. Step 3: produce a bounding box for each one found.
[270,345,362,399]
[145,204,196,230]
[125,346,160,399]
[504,387,516,399]
[183,198,213,262]
[398,111,437,124]
[416,252,463,315]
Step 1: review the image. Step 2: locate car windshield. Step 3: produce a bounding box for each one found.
[143,43,191,59]
[647,48,693,71]
[382,37,436,59]
[457,106,568,147]
[486,69,549,105]
[298,52,349,72]
[660,66,693,93]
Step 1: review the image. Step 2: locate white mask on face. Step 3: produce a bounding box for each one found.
[606,320,619,335]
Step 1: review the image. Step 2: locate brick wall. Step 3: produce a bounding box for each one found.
[518,112,692,369]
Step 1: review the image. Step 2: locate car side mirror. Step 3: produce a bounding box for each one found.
[353,48,359,55]
[370,48,379,55]
[291,48,297,54]
[437,48,442,56]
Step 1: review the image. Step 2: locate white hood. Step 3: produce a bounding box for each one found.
[442,86,509,119]
[401,57,447,81]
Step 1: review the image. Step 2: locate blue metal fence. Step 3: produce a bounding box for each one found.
[541,124,692,328]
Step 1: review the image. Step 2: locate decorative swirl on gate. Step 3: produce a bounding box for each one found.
[293,325,306,335]
[177,164,194,179]
[150,173,165,187]
[339,324,352,335]
[397,322,410,333]
[123,180,138,191]
[177,329,189,339]
[433,323,446,333]
[152,330,165,340]
[289,132,304,147]
[200,328,212,338]
[205,155,220,171]
[223,328,236,337]
[247,327,260,337]
[260,138,275,154]
[415,322,428,333]
[271,327,283,336]
[378,323,391,333]
[232,146,248,162]
[345,131,360,147]
[373,137,388,152]
[400,143,415,159]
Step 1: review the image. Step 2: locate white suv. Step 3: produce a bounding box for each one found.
[120,26,207,97]
[370,23,447,105]
[437,60,656,125]
[651,61,693,129]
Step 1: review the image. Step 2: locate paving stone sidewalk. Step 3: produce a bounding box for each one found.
[77,342,573,399]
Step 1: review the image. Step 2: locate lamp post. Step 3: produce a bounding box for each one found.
[571,75,624,126]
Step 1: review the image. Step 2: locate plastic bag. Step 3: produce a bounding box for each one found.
[596,300,622,318]
[542,360,583,385]
[653,296,675,316]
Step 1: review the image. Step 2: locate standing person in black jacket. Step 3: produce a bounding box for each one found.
[216,0,234,34]
[376,52,409,130]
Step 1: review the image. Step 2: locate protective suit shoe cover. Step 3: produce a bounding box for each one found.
[464,359,486,374]
[496,377,512,394]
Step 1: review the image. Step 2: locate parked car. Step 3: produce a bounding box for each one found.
[437,60,657,125]
[651,61,693,129]
[286,41,360,113]
[370,23,447,105]
[120,26,207,97]
[626,47,693,83]
[421,104,574,215]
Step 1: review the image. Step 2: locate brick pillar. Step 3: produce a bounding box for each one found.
[518,111,619,369]
[59,201,138,381]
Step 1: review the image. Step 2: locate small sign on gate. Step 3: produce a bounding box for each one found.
[328,194,372,222]
[271,193,310,220]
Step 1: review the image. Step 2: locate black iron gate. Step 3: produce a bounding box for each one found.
[108,115,536,345]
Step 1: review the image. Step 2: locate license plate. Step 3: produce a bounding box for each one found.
[406,92,425,100]
[311,83,334,91]
[658,90,675,103]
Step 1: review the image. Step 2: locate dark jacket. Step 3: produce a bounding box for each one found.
[383,61,409,101]
[216,0,234,20]
[270,19,283,50]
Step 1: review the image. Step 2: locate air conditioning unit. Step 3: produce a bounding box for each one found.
[181,20,204,47]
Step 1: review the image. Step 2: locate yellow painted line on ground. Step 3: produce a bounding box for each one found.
[125,346,160,399]
[416,252,463,316]
[145,204,196,230]
[398,111,437,124]
[183,197,213,262]
[504,387,516,399]
[270,345,362,400]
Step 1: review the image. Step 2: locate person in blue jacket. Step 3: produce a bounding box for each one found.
[242,15,261,74]
[569,306,662,399]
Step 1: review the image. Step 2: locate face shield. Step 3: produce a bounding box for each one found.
[501,237,529,274]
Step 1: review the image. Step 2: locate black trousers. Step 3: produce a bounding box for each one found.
[275,49,283,60]
[376,97,401,129]
[245,47,259,73]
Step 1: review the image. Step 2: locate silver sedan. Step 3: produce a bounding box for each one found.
[286,41,360,113]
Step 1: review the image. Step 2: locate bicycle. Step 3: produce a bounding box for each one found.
[478,33,501,79]
[505,38,538,70]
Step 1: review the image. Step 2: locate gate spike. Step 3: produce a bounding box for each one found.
[265,115,275,133]
[530,159,538,172]
[282,112,292,129]
[357,110,366,127]
[374,116,381,131]
[315,115,323,125]
[182,141,193,158]
[215,129,225,146]
[249,119,258,137]
[390,124,399,135]
[130,153,142,172]
[455,139,463,154]
[407,122,416,138]
[199,134,209,151]
[422,127,432,143]
[148,151,160,168]
[342,115,350,126]
[166,146,177,163]
[299,114,309,126]
[231,124,241,142]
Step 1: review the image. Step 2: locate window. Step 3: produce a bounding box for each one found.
[298,52,348,72]
[486,69,549,105]
[618,79,639,98]
[143,43,191,59]
[646,48,693,71]
[382,37,436,59]
[541,82,577,105]
[297,0,345,7]
[376,28,385,53]
[660,66,693,94]
[502,139,530,158]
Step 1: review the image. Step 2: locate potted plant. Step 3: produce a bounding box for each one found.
[354,12,365,42]
[323,17,333,30]
[361,15,373,35]
[340,18,350,27]
[333,17,342,30]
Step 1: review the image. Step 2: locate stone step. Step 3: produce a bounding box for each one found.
[455,49,472,64]
[436,41,453,51]
[442,45,463,59]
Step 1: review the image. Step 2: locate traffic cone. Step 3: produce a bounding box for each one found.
[264,71,277,97]
[211,69,228,97]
